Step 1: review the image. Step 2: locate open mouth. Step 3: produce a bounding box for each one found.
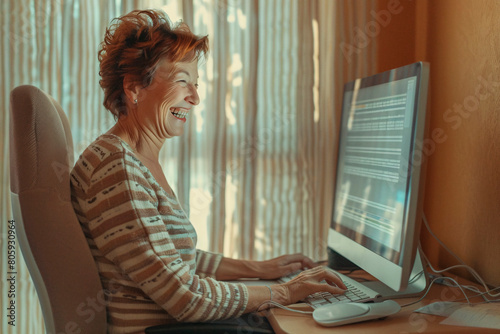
[171,108,188,120]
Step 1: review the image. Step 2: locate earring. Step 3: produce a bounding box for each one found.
[134,99,138,104]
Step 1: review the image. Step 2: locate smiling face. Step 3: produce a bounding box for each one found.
[135,58,200,139]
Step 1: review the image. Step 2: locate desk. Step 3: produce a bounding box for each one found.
[265,273,499,333]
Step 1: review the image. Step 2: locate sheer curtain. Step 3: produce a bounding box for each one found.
[0,0,375,332]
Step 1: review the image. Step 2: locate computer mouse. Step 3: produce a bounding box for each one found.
[312,300,401,327]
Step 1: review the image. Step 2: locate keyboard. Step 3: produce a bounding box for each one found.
[278,268,380,308]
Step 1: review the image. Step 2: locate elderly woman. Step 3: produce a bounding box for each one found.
[70,9,346,334]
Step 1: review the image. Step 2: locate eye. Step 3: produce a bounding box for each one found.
[194,83,199,89]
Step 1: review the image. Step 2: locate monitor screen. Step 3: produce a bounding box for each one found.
[328,62,429,293]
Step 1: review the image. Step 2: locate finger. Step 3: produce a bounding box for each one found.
[281,262,303,276]
[325,272,347,290]
[278,254,313,272]
[291,265,321,280]
[300,256,316,269]
[321,283,348,295]
[280,253,309,265]
[301,267,347,289]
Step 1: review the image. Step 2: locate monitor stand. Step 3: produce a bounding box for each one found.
[360,248,428,300]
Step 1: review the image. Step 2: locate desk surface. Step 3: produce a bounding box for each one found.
[265,273,499,334]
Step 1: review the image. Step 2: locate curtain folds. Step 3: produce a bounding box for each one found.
[0,0,376,332]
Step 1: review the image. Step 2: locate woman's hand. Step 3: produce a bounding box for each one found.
[244,266,348,312]
[215,253,317,281]
[250,253,317,280]
[276,266,348,305]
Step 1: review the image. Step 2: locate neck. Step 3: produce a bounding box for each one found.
[107,116,165,162]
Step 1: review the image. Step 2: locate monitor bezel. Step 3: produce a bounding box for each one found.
[328,61,430,292]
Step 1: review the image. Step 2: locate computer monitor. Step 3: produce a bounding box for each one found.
[328,62,430,299]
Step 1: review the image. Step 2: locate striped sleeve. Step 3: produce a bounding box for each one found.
[71,148,248,323]
[195,250,223,278]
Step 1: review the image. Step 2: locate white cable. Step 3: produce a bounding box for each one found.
[421,245,500,302]
[408,268,425,284]
[423,214,488,290]
[398,215,500,308]
[422,213,500,299]
[257,300,313,315]
[401,276,474,308]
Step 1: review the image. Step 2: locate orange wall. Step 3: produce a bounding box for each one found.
[376,0,416,72]
[375,0,500,286]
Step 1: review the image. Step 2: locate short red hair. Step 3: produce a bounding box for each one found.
[98,9,209,117]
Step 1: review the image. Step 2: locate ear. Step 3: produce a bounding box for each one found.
[123,75,141,104]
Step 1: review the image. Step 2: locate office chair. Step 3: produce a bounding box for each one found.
[9,85,107,333]
[9,85,274,334]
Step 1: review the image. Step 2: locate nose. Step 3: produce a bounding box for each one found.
[185,84,200,106]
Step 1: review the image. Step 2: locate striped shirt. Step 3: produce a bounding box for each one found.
[70,134,248,334]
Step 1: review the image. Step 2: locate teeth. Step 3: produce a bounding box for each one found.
[171,108,188,119]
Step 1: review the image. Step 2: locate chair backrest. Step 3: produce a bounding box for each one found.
[9,85,107,334]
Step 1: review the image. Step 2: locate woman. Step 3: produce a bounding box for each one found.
[70,9,346,333]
